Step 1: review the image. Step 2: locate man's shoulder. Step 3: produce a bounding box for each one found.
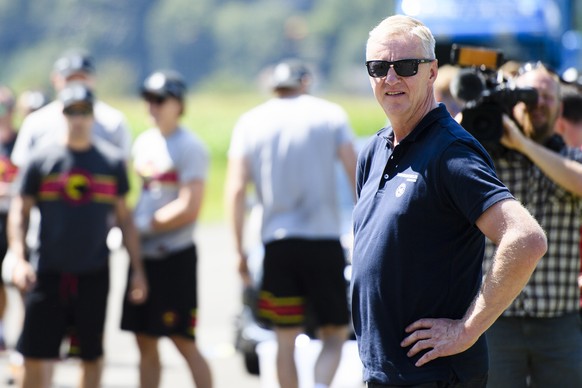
[20,101,62,129]
[25,142,67,165]
[93,100,127,126]
[299,94,347,114]
[174,127,207,150]
[93,138,125,162]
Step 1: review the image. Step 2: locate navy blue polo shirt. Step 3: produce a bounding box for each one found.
[351,104,513,384]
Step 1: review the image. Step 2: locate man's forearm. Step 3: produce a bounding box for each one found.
[462,227,546,340]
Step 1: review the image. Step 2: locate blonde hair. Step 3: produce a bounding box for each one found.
[367,15,436,59]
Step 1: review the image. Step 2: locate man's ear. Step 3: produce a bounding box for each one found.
[429,59,439,82]
[554,116,565,136]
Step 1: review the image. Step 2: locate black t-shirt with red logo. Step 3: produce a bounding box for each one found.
[17,139,129,273]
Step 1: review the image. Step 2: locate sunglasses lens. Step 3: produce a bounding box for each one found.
[393,60,418,77]
[367,61,389,77]
[146,96,166,105]
[64,107,92,116]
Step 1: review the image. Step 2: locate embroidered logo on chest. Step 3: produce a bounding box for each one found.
[395,183,406,197]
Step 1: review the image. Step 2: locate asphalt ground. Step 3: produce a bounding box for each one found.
[0,222,365,387]
[0,222,262,388]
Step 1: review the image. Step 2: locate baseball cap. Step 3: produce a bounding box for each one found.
[53,49,96,78]
[141,70,186,101]
[59,82,95,111]
[270,59,310,89]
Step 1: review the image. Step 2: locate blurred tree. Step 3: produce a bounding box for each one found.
[0,0,419,96]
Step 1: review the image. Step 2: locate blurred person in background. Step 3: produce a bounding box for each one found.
[0,86,19,351]
[120,70,212,388]
[7,82,147,388]
[16,89,49,118]
[499,60,522,80]
[8,48,134,366]
[484,63,582,387]
[11,48,132,167]
[554,85,582,148]
[433,64,462,117]
[552,85,582,321]
[225,58,358,388]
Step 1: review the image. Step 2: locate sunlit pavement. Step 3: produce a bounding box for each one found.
[0,223,261,388]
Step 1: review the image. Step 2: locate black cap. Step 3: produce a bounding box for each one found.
[53,49,96,78]
[271,59,310,89]
[59,82,95,110]
[141,70,186,100]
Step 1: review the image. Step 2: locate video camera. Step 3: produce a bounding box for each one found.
[449,45,538,150]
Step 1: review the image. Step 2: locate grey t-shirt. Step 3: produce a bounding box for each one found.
[228,94,354,243]
[133,126,209,258]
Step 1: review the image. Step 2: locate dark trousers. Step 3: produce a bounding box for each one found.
[366,373,487,388]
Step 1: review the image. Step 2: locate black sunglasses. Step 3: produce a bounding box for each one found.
[144,94,167,105]
[63,105,93,117]
[366,59,434,78]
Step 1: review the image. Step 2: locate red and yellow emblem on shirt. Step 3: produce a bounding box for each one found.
[0,156,17,183]
[39,168,117,205]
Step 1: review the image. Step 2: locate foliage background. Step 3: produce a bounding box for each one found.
[0,0,394,97]
[2,0,581,221]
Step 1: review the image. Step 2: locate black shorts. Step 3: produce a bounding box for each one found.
[258,238,349,328]
[121,245,199,339]
[17,267,109,360]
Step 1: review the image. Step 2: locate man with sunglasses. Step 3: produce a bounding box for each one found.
[11,49,132,167]
[7,82,147,388]
[482,64,582,387]
[351,15,547,387]
[7,49,134,368]
[225,58,358,388]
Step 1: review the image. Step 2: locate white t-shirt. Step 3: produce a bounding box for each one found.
[12,99,132,167]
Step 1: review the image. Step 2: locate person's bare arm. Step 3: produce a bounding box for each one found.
[224,156,251,286]
[338,141,358,201]
[501,115,582,196]
[149,180,205,233]
[7,195,36,291]
[116,197,148,304]
[401,199,547,366]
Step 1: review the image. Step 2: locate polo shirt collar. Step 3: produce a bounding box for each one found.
[377,103,450,147]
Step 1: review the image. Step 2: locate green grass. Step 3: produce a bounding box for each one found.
[110,93,387,222]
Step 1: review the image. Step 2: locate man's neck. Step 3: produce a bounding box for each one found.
[66,137,92,151]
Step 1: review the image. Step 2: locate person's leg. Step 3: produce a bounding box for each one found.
[136,334,161,388]
[528,313,582,387]
[301,240,350,388]
[314,324,348,387]
[170,335,212,388]
[485,317,529,388]
[0,284,7,349]
[79,358,103,388]
[275,327,302,388]
[20,358,54,388]
[0,228,9,351]
[17,273,65,388]
[73,269,108,388]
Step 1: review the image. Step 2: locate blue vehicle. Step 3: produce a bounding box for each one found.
[396,0,580,76]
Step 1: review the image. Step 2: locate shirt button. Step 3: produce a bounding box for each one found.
[384,174,389,179]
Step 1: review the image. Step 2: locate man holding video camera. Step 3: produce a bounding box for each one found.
[483,63,582,387]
